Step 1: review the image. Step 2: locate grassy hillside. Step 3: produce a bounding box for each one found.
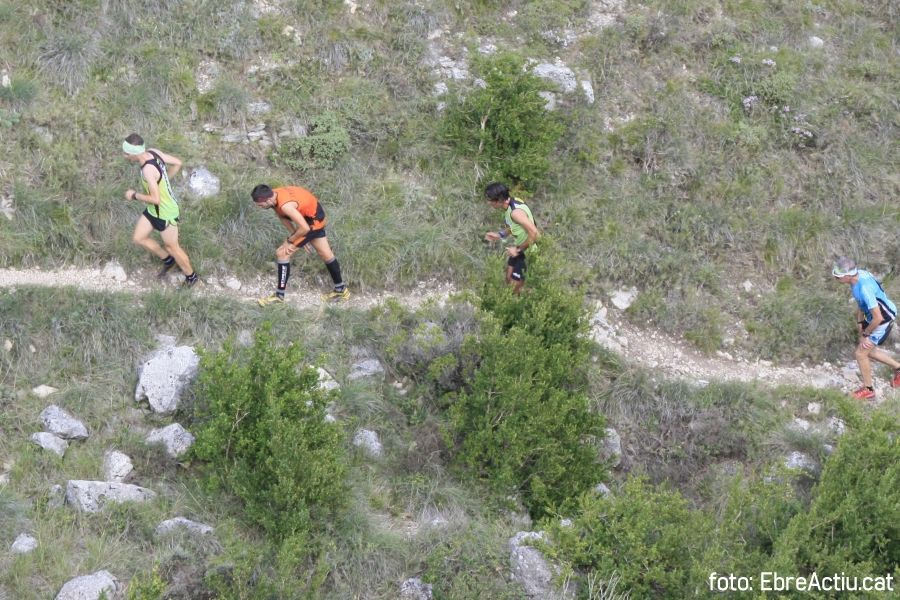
[0,0,897,360]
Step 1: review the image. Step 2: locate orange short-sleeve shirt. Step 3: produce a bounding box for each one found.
[273,186,326,230]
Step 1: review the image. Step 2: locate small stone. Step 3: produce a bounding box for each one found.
[31,432,69,457]
[826,416,846,436]
[315,367,340,391]
[40,405,89,440]
[103,450,134,482]
[761,58,776,67]
[788,418,811,433]
[807,402,821,415]
[156,517,214,537]
[55,570,119,600]
[29,344,36,353]
[101,261,128,283]
[784,452,818,475]
[65,480,156,513]
[0,472,8,486]
[580,79,595,104]
[538,91,557,111]
[729,55,742,64]
[400,577,433,600]
[559,518,573,528]
[3,339,11,351]
[348,358,385,381]
[224,276,242,291]
[808,36,824,49]
[10,533,38,554]
[48,484,65,508]
[353,429,383,458]
[32,384,58,399]
[433,82,448,97]
[741,280,753,292]
[188,167,221,198]
[610,287,639,311]
[146,423,195,457]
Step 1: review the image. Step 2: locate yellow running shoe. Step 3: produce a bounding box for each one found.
[258,294,285,307]
[323,288,350,302]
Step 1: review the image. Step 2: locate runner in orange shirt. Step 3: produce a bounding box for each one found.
[251,184,349,305]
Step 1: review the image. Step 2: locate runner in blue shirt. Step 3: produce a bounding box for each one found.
[833,256,900,399]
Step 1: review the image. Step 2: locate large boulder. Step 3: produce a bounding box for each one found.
[509,531,574,599]
[55,570,120,600]
[40,405,89,440]
[134,345,200,414]
[65,480,156,513]
[146,423,195,457]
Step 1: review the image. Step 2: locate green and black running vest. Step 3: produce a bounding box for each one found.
[505,198,535,247]
[141,151,179,223]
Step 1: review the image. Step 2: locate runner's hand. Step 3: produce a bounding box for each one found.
[124,189,137,200]
[485,231,501,242]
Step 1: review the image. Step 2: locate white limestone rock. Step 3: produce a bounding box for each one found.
[134,345,200,414]
[10,533,38,554]
[146,423,195,457]
[32,384,58,399]
[348,358,385,381]
[156,517,214,537]
[103,450,134,483]
[55,570,120,600]
[353,429,383,458]
[40,405,88,440]
[531,61,577,93]
[31,432,69,457]
[400,577,433,600]
[610,287,639,311]
[508,531,575,599]
[101,261,128,283]
[65,480,156,513]
[187,167,220,198]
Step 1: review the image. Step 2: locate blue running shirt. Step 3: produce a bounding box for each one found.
[852,270,897,322]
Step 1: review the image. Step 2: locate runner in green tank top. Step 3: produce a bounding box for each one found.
[483,182,540,295]
[121,133,199,287]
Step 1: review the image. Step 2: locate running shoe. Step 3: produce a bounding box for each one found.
[258,294,285,306]
[323,288,351,302]
[158,260,176,279]
[183,273,200,288]
[892,369,900,388]
[851,387,875,400]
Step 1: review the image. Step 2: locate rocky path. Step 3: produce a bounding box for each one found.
[0,265,873,394]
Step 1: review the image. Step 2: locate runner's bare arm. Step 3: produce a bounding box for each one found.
[280,203,310,244]
[149,148,183,178]
[127,165,162,205]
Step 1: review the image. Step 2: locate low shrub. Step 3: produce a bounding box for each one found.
[442,51,564,190]
[190,325,349,542]
[447,247,605,518]
[274,111,350,171]
[774,409,900,576]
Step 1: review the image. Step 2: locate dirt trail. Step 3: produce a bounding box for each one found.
[0,266,874,394]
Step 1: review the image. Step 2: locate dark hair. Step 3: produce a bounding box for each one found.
[124,133,144,145]
[251,184,274,203]
[484,182,510,202]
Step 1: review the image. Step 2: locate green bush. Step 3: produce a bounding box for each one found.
[442,51,564,190]
[547,478,715,599]
[774,409,900,576]
[190,325,349,541]
[274,111,351,171]
[447,248,605,517]
[126,566,166,600]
